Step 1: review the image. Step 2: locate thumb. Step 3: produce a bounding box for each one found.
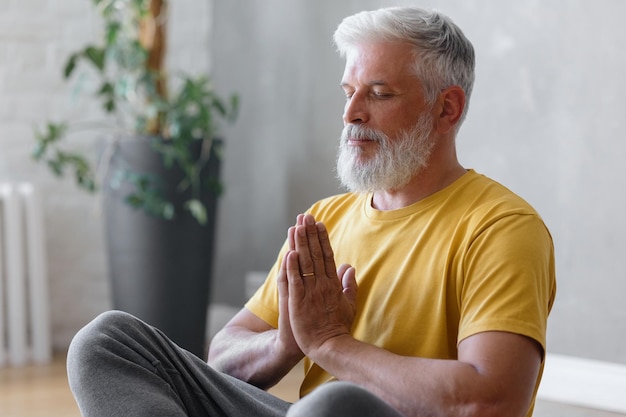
[338,264,357,305]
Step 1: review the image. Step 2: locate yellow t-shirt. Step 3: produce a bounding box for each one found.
[246,170,556,410]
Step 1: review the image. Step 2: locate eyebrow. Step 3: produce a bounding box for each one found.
[340,80,388,89]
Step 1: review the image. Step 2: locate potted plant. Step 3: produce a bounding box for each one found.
[32,0,238,357]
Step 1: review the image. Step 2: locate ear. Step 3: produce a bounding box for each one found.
[434,86,466,134]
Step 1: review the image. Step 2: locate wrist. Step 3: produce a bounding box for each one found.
[307,333,355,364]
[273,331,304,366]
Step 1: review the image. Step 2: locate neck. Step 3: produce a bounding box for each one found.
[371,161,466,211]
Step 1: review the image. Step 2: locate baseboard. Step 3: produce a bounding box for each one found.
[537,353,626,413]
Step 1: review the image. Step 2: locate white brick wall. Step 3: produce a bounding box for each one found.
[0,0,213,351]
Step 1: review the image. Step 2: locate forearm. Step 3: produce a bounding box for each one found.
[309,334,535,417]
[309,336,464,417]
[208,325,302,390]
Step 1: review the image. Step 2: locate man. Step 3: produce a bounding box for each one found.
[68,7,556,417]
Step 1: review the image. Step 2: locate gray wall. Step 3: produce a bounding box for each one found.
[0,0,214,348]
[1,0,625,366]
[211,0,626,365]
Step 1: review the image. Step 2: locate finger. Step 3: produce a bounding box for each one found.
[285,250,307,297]
[288,214,305,251]
[302,215,325,276]
[277,255,291,329]
[288,226,296,251]
[277,253,289,301]
[315,221,337,279]
[276,258,303,356]
[294,221,315,275]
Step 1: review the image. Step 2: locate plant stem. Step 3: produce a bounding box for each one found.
[140,0,168,134]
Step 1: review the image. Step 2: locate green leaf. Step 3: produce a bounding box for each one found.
[132,0,149,17]
[185,199,207,225]
[124,193,143,208]
[105,21,120,45]
[77,173,96,192]
[63,54,79,79]
[47,159,63,176]
[212,97,227,117]
[32,142,45,160]
[98,81,114,96]
[33,122,68,161]
[204,176,224,196]
[161,203,175,220]
[84,46,106,72]
[105,100,115,112]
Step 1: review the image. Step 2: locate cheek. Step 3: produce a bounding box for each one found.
[377,110,420,137]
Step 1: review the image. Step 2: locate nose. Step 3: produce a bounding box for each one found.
[342,92,368,125]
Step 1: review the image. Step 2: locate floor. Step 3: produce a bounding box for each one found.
[534,400,626,417]
[0,354,80,417]
[0,353,301,417]
[1,354,623,417]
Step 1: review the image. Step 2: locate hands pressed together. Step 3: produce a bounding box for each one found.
[276,214,358,360]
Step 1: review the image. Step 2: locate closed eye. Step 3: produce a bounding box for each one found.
[372,91,394,99]
[341,86,354,100]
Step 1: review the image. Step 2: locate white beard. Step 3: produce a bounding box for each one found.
[336,113,434,193]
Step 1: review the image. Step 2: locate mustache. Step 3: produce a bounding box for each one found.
[341,125,388,143]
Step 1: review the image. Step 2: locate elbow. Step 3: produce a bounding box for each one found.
[457,403,503,417]
[448,399,528,417]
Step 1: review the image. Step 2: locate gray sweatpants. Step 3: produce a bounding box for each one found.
[67,310,405,417]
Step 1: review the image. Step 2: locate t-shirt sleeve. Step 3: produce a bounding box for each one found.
[244,240,289,328]
[458,212,556,355]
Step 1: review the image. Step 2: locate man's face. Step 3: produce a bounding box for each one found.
[337,42,435,192]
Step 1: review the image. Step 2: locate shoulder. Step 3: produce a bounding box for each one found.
[449,171,553,248]
[459,170,542,219]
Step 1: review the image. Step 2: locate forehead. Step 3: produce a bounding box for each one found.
[341,41,419,86]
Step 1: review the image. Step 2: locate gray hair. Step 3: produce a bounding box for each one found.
[333,7,475,125]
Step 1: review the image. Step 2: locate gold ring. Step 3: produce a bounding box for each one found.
[301,272,315,277]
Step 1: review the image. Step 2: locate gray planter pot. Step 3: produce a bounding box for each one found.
[102,136,221,358]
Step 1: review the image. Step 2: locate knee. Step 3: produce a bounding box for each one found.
[69,310,135,353]
[67,311,139,381]
[288,382,394,417]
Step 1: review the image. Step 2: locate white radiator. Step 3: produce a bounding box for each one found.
[0,183,51,366]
